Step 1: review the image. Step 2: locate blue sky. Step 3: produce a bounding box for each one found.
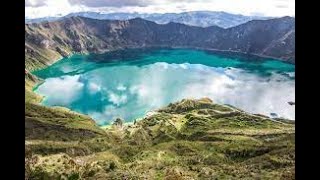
[25,0,295,19]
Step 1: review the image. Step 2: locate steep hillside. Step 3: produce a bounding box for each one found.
[26,98,294,179]
[25,74,105,142]
[25,16,295,71]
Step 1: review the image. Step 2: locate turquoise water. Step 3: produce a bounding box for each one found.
[33,48,295,125]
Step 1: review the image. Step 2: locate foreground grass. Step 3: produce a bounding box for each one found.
[25,96,295,179]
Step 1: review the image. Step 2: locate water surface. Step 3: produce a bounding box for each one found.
[33,48,295,125]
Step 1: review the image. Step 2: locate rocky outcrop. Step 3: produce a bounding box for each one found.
[25,16,295,71]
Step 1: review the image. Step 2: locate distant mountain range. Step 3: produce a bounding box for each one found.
[25,11,272,28]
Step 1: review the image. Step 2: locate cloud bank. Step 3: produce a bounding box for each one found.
[25,0,295,19]
[25,0,47,7]
[36,62,295,125]
[36,75,84,106]
[68,0,152,7]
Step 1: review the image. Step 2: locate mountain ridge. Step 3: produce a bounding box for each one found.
[25,16,295,71]
[25,11,273,28]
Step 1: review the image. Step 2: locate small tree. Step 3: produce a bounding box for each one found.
[113,118,124,127]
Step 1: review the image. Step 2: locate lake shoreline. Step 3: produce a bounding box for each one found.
[32,48,295,124]
[30,46,295,74]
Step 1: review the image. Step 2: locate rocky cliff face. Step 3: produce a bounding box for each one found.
[25,16,295,71]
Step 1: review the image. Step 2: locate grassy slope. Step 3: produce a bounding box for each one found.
[25,75,105,141]
[26,97,295,179]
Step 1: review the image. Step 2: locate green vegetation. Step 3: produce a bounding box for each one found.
[25,96,295,179]
[25,73,105,143]
[24,17,295,179]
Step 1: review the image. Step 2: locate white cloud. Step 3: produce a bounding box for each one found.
[35,62,295,124]
[108,91,128,106]
[176,67,295,119]
[25,0,295,19]
[68,0,153,7]
[36,75,84,106]
[88,82,101,94]
[26,0,88,18]
[88,104,137,125]
[116,84,127,91]
[25,0,48,7]
[126,63,295,120]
